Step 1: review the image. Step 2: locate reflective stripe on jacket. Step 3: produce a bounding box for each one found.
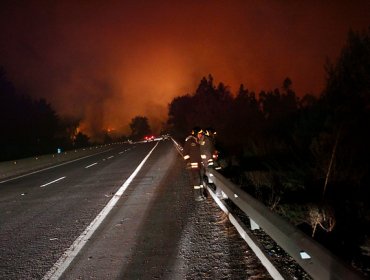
[183,135,202,165]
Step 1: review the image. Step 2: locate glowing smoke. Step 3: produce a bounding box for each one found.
[0,1,369,138]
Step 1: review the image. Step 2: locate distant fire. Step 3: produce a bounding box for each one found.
[76,121,88,135]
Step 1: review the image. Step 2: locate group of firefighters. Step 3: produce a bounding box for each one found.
[183,127,219,201]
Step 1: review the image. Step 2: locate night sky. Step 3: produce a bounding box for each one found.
[0,1,369,136]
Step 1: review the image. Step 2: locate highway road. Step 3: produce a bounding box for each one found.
[0,139,271,280]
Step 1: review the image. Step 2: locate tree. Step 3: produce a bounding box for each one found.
[74,132,89,148]
[0,67,61,159]
[167,94,193,140]
[300,27,370,256]
[319,28,370,197]
[324,28,370,111]
[225,84,262,155]
[129,116,151,141]
[166,75,233,143]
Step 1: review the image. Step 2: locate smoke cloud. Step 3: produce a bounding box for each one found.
[0,0,369,137]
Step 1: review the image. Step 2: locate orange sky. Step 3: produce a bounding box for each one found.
[0,1,369,136]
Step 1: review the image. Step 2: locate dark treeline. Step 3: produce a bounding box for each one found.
[0,65,153,161]
[166,28,370,273]
[129,116,152,141]
[0,68,90,161]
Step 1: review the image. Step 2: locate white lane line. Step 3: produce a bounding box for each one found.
[42,141,159,280]
[0,148,114,184]
[40,177,66,187]
[118,151,124,154]
[107,156,114,159]
[85,163,98,169]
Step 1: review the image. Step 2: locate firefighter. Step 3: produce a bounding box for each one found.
[202,128,227,199]
[183,127,205,201]
[201,128,218,169]
[196,129,208,197]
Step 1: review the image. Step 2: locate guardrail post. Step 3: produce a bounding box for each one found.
[205,167,365,280]
[250,218,260,230]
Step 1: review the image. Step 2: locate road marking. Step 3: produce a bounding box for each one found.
[40,177,66,187]
[107,156,114,159]
[85,163,98,168]
[0,148,114,184]
[118,151,124,154]
[42,141,159,280]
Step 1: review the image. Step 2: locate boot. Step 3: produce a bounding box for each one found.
[215,187,223,199]
[202,175,208,187]
[200,185,208,199]
[194,187,204,201]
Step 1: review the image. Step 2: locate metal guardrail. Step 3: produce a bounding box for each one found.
[205,168,364,280]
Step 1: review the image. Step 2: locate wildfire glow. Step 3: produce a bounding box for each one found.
[0,1,369,139]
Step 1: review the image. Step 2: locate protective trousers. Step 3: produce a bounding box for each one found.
[188,165,205,201]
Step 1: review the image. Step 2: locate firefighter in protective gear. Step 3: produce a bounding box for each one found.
[202,128,226,199]
[183,127,205,201]
[208,128,221,168]
[200,128,217,169]
[196,129,208,197]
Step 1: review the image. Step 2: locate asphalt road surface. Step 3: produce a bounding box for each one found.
[0,139,271,280]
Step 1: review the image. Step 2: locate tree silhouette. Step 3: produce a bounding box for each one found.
[74,132,90,148]
[167,75,233,145]
[223,84,262,155]
[167,94,193,140]
[314,28,370,250]
[0,67,70,160]
[129,116,151,141]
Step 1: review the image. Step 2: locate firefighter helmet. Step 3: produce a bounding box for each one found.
[191,126,201,135]
[205,127,216,137]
